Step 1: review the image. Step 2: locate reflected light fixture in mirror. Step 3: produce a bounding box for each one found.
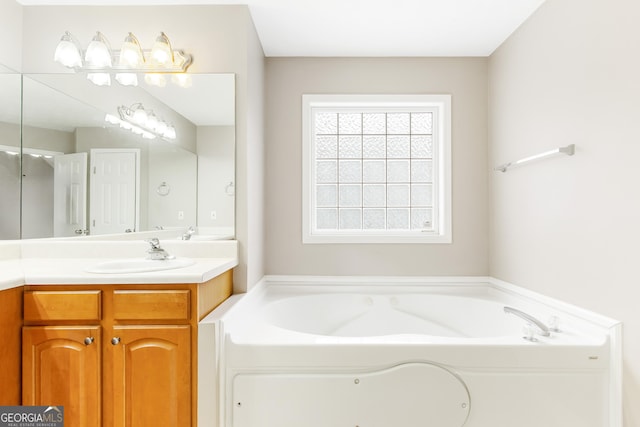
[144,73,167,88]
[105,114,155,139]
[1,147,20,157]
[53,31,193,88]
[171,73,192,88]
[105,103,177,140]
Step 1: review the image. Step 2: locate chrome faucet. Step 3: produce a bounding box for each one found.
[145,238,174,260]
[504,306,550,337]
[181,226,196,241]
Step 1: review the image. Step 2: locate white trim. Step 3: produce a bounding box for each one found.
[608,322,623,427]
[302,94,452,244]
[262,275,490,285]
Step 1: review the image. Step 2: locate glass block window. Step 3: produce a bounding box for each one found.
[303,95,451,244]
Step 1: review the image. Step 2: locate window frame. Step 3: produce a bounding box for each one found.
[302,94,452,244]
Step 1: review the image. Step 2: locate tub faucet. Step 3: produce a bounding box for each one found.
[145,238,174,260]
[504,306,550,337]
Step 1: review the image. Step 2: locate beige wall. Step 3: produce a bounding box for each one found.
[236,13,266,290]
[22,124,74,154]
[488,0,640,424]
[16,4,265,291]
[265,58,488,276]
[197,126,235,229]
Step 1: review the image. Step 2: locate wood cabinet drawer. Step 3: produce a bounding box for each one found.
[113,290,190,321]
[24,290,101,322]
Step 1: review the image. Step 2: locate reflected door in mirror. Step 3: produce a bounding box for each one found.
[54,153,88,237]
[89,149,140,235]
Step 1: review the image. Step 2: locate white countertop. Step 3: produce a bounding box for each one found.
[0,240,238,290]
[0,260,25,290]
[20,257,237,286]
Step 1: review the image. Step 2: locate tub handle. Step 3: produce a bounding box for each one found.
[504,306,550,337]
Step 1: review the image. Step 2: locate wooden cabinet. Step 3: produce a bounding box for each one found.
[22,326,101,427]
[106,326,191,427]
[22,269,233,427]
[0,286,24,405]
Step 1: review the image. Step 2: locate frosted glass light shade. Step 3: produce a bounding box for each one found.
[163,126,176,140]
[132,107,148,125]
[105,114,119,124]
[54,32,83,68]
[87,73,111,86]
[85,32,112,67]
[155,121,168,135]
[144,73,167,87]
[115,73,138,86]
[171,73,192,88]
[146,113,159,131]
[119,33,145,67]
[150,32,173,66]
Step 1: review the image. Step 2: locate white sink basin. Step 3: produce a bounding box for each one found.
[86,257,196,274]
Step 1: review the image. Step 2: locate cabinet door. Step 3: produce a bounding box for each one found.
[22,326,101,427]
[0,286,23,405]
[106,325,191,427]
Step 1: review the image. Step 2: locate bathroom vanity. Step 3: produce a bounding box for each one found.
[0,239,237,427]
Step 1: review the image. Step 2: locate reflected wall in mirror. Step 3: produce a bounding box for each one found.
[0,65,22,240]
[4,71,234,240]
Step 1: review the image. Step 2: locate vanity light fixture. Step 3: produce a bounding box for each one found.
[53,31,83,68]
[54,31,193,88]
[115,32,144,86]
[149,32,173,66]
[85,31,112,86]
[105,103,177,140]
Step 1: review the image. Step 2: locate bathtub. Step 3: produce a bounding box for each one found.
[220,277,621,427]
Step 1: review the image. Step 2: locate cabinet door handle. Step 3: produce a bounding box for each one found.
[111,337,121,345]
[84,337,95,345]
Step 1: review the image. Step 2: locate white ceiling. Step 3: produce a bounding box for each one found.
[15,0,546,57]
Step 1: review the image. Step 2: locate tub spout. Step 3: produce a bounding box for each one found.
[504,306,550,337]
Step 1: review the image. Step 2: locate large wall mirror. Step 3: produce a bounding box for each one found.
[0,65,22,240]
[0,68,235,240]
